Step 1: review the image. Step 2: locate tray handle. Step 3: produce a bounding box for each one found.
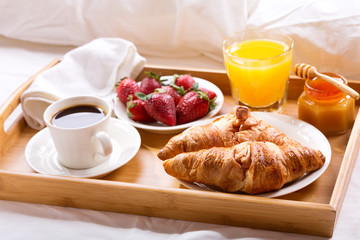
[0,58,61,151]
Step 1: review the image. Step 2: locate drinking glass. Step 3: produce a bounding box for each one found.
[222,30,293,112]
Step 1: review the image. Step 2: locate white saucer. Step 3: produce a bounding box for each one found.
[25,118,141,178]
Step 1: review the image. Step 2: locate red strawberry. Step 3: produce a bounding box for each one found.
[161,85,184,106]
[136,92,176,126]
[199,87,217,100]
[174,74,195,90]
[139,72,162,94]
[126,96,155,122]
[176,90,211,124]
[116,77,140,104]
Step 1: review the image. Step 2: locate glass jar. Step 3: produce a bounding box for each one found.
[298,72,355,135]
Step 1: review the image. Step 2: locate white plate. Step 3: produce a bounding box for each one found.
[113,76,224,134]
[178,112,332,198]
[25,118,141,178]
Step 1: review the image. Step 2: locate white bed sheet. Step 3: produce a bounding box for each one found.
[1,0,360,79]
[0,34,359,240]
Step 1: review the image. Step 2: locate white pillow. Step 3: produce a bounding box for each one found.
[1,0,360,78]
[0,0,247,61]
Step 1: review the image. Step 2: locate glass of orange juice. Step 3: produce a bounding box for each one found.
[222,30,293,112]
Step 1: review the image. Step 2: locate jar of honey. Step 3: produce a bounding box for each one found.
[298,72,355,135]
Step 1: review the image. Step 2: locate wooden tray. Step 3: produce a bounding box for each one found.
[1,59,359,237]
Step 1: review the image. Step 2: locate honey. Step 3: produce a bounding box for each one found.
[298,72,355,135]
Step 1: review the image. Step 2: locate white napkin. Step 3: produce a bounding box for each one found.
[21,38,146,130]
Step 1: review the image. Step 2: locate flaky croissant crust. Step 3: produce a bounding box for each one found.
[158,106,250,160]
[163,141,325,194]
[159,105,326,194]
[158,106,303,160]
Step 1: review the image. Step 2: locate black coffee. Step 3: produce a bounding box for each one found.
[52,105,106,128]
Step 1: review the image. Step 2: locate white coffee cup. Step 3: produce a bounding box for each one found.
[44,96,113,169]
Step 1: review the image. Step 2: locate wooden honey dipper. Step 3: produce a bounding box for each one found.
[294,63,359,100]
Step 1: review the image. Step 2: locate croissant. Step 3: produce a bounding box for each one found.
[158,105,301,160]
[157,106,249,160]
[163,141,325,194]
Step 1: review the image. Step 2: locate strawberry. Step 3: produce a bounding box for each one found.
[139,72,162,94]
[176,90,212,124]
[199,87,217,100]
[176,91,210,124]
[136,91,176,126]
[174,74,195,90]
[161,85,184,106]
[116,77,140,104]
[126,96,155,122]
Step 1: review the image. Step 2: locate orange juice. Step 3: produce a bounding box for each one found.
[224,39,292,109]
